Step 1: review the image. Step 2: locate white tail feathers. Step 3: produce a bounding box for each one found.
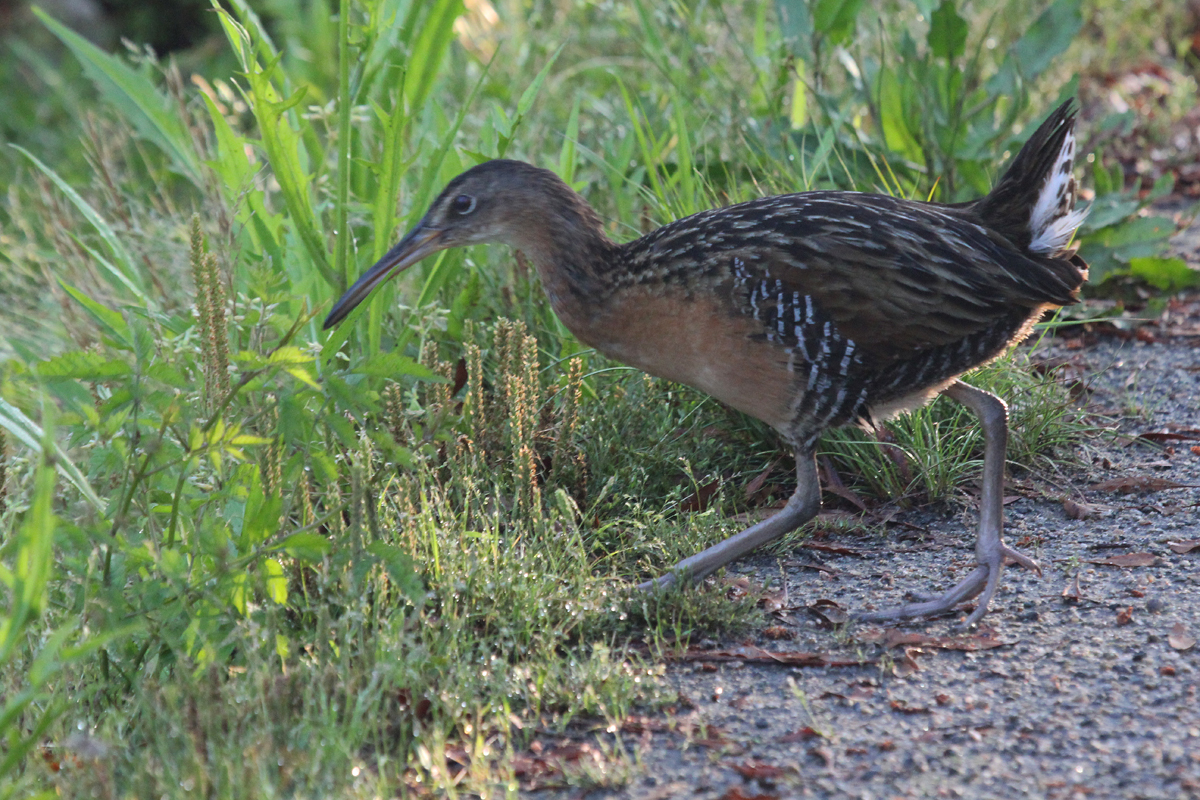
[1028,129,1088,255]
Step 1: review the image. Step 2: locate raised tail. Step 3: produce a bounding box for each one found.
[974,100,1088,258]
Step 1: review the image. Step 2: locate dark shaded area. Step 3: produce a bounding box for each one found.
[0,0,306,53]
[96,0,216,53]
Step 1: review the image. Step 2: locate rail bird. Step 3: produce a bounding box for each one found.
[325,100,1087,625]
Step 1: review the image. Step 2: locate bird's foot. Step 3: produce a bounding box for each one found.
[854,541,1040,627]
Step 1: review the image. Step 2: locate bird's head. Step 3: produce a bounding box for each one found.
[323,159,579,329]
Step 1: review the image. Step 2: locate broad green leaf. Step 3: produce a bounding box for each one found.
[266,347,323,389]
[929,1,968,61]
[200,93,257,197]
[516,46,564,117]
[66,234,146,303]
[558,96,581,185]
[230,0,279,53]
[264,558,288,604]
[278,532,332,563]
[811,0,863,45]
[10,456,57,628]
[228,571,249,616]
[268,346,313,366]
[230,435,273,447]
[147,362,190,388]
[351,351,440,380]
[211,5,333,288]
[1083,195,1140,231]
[1129,257,1200,291]
[34,351,130,381]
[775,0,814,58]
[59,281,131,348]
[159,548,188,580]
[1011,0,1082,79]
[1091,216,1175,249]
[876,68,924,165]
[243,496,283,547]
[212,0,256,71]
[789,62,808,129]
[1079,215,1176,282]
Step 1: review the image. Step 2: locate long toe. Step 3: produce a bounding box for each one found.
[854,540,1041,625]
[853,564,990,624]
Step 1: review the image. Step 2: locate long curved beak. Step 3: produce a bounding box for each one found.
[323,223,445,329]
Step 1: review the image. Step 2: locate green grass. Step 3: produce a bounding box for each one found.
[0,0,1169,795]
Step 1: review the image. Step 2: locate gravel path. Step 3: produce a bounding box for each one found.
[530,271,1200,795]
[592,329,1199,800]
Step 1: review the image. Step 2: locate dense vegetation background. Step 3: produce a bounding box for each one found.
[0,0,1196,795]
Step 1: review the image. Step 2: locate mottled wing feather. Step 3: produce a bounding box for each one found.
[755,197,1024,361]
[626,192,1083,365]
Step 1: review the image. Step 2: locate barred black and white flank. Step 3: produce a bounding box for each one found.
[326,100,1089,626]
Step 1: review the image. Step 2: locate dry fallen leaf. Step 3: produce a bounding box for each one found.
[808,746,836,770]
[801,542,872,558]
[889,699,931,714]
[762,625,794,641]
[819,456,868,511]
[1137,428,1200,443]
[742,460,778,502]
[1062,572,1083,602]
[858,628,1013,651]
[1085,552,1159,568]
[1091,476,1195,494]
[1168,622,1197,651]
[807,598,850,628]
[892,648,921,678]
[1168,539,1200,555]
[730,760,792,781]
[758,588,788,614]
[620,716,668,735]
[776,727,822,743]
[681,478,721,512]
[1062,497,1095,519]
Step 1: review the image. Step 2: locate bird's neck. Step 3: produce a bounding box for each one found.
[505,190,622,321]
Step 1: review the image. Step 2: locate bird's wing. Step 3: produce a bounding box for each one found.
[715,194,1080,364]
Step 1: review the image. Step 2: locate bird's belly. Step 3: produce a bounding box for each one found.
[569,289,796,431]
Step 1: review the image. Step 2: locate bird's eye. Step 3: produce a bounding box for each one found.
[451,194,476,215]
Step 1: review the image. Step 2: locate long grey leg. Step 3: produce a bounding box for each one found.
[639,451,821,591]
[856,380,1040,625]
